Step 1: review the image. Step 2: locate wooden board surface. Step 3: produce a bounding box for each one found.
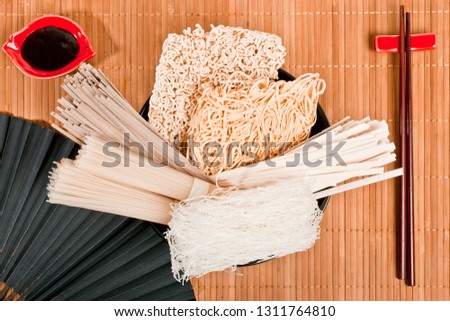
[1,0,449,300]
[0,282,21,301]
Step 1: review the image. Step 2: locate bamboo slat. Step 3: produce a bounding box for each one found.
[0,0,449,301]
[0,283,21,301]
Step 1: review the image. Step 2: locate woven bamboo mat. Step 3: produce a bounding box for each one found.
[1,0,449,301]
[0,282,21,301]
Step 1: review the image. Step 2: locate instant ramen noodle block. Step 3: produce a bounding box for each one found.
[149,24,286,143]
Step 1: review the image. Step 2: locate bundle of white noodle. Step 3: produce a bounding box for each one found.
[48,64,402,283]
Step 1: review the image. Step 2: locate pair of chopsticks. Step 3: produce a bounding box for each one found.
[399,5,414,286]
[373,6,435,287]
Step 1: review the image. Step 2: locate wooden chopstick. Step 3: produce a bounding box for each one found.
[405,11,415,287]
[398,5,407,281]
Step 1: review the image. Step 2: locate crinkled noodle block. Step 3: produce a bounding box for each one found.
[149,24,286,144]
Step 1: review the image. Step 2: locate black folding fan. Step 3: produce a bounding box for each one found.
[0,114,195,301]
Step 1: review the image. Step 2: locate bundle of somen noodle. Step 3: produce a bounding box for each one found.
[48,64,402,282]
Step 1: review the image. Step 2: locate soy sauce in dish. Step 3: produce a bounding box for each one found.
[21,27,79,71]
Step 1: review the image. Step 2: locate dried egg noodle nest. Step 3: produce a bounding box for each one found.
[149,24,286,143]
[187,72,326,175]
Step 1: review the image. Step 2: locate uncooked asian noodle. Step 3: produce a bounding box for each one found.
[48,63,402,283]
[149,24,286,144]
[186,72,326,175]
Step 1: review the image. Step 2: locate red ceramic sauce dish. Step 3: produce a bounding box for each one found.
[2,15,95,79]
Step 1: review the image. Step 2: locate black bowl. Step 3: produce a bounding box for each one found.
[140,69,331,240]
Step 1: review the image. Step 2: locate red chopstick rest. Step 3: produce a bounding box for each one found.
[373,33,436,53]
[3,15,95,79]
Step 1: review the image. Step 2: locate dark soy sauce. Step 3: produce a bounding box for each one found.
[21,27,79,71]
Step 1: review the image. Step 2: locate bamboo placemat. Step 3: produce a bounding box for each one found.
[0,282,21,301]
[0,0,448,301]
